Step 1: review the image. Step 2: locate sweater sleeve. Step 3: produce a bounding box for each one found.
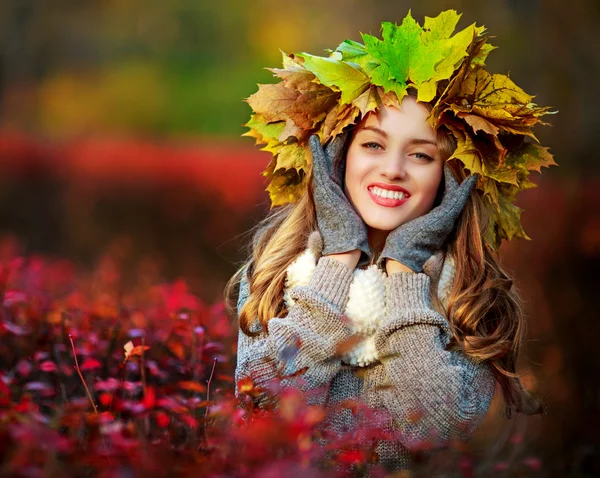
[372,271,496,451]
[234,256,355,408]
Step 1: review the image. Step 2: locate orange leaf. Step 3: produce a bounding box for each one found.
[167,340,185,360]
[178,381,207,393]
[236,377,255,394]
[123,341,150,362]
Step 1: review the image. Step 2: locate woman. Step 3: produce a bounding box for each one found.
[226,10,552,473]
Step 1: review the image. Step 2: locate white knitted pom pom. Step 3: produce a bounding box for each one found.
[283,248,317,309]
[341,335,379,367]
[282,241,458,367]
[344,265,387,335]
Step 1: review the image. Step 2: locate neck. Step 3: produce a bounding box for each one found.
[367,227,390,256]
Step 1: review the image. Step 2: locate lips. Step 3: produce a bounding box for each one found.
[367,187,410,208]
[367,182,411,196]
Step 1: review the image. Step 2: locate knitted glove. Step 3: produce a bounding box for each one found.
[378,163,479,273]
[310,133,370,262]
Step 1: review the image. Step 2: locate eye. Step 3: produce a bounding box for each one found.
[413,152,434,162]
[361,142,383,151]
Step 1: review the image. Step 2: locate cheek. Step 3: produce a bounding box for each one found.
[344,151,369,194]
[417,167,444,212]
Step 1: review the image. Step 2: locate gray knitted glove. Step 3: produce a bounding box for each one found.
[309,133,370,261]
[378,163,479,273]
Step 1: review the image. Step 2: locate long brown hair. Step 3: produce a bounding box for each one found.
[225,92,545,419]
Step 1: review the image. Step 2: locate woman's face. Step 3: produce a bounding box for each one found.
[344,96,445,236]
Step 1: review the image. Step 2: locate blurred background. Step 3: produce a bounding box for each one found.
[0,0,598,475]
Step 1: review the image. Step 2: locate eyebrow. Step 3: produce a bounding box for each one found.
[358,126,438,146]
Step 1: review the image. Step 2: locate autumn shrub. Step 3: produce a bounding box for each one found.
[0,241,542,477]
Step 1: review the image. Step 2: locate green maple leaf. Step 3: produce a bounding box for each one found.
[419,19,481,101]
[295,53,370,104]
[362,14,431,99]
[242,114,286,144]
[361,10,477,102]
[472,42,497,66]
[331,40,380,74]
[329,40,366,61]
[422,10,462,41]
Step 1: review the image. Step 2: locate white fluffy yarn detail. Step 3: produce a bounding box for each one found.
[284,253,387,366]
[340,335,379,368]
[283,249,456,367]
[283,248,317,309]
[345,265,387,335]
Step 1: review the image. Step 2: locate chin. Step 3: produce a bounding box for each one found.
[361,212,405,232]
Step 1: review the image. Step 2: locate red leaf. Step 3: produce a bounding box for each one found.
[39,360,58,373]
[522,457,542,471]
[338,449,366,465]
[143,386,156,409]
[179,415,198,429]
[80,358,102,371]
[16,360,32,377]
[167,340,185,360]
[99,393,113,407]
[155,411,170,428]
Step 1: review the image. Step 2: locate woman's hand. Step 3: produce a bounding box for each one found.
[325,250,361,271]
[310,133,370,263]
[385,260,414,274]
[380,163,479,273]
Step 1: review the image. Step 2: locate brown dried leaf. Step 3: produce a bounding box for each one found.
[246,83,301,123]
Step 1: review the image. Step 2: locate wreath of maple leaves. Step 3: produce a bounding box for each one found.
[243,10,556,251]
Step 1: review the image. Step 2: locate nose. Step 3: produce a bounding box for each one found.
[380,154,407,181]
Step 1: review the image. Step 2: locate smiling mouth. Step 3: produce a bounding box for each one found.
[367,186,410,207]
[369,186,409,200]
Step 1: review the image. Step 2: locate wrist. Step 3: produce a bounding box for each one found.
[385,259,415,274]
[325,250,361,271]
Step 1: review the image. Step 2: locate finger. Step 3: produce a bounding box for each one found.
[325,131,349,159]
[443,162,459,196]
[325,131,350,185]
[459,172,479,196]
[309,134,332,177]
[448,172,479,216]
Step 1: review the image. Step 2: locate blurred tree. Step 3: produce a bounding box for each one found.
[0,0,593,175]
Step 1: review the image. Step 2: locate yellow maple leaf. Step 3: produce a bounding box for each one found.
[352,85,381,116]
[275,144,308,172]
[265,167,307,207]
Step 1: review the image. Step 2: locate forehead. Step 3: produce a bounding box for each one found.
[356,98,434,137]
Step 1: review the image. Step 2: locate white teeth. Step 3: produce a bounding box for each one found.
[370,186,407,200]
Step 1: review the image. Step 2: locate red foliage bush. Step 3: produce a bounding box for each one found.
[0,238,544,477]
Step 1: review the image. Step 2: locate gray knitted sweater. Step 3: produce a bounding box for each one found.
[234,249,496,473]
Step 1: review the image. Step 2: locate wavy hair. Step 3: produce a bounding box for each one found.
[225,92,545,419]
